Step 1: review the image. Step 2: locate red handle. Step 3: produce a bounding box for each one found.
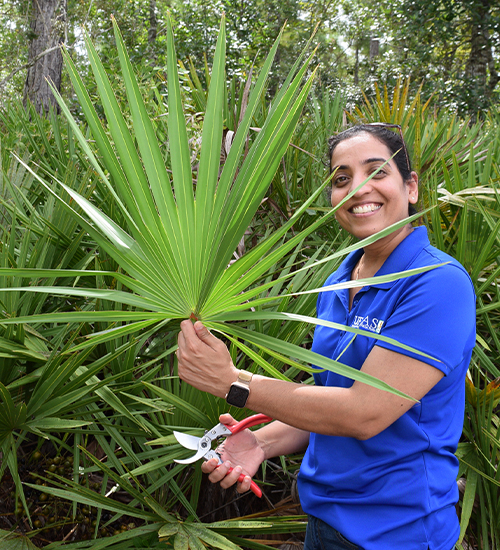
[227,467,262,498]
[220,414,271,498]
[217,413,271,498]
[227,413,272,435]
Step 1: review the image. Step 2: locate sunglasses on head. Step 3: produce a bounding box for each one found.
[363,122,411,173]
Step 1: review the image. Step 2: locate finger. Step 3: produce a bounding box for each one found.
[201,458,219,474]
[236,475,253,494]
[180,320,213,354]
[207,460,232,484]
[180,319,197,341]
[219,465,244,490]
[177,330,186,351]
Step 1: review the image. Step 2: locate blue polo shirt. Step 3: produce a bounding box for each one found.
[297,227,476,550]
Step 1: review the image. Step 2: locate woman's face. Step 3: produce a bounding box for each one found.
[330,132,418,241]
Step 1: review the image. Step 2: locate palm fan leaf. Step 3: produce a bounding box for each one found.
[1,16,436,397]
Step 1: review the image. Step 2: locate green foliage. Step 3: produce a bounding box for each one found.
[0,15,345,548]
[2,0,499,118]
[371,0,500,116]
[5,15,424,396]
[0,530,39,550]
[458,375,500,548]
[1,15,500,548]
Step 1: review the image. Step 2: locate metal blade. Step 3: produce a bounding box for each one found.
[173,431,202,451]
[174,447,209,464]
[173,431,211,464]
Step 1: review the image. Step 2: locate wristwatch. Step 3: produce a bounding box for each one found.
[226,370,253,408]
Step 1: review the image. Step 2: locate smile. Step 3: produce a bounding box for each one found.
[350,203,382,214]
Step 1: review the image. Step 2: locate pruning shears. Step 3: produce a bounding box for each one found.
[173,413,273,498]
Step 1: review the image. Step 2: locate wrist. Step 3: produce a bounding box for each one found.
[254,431,272,461]
[225,369,253,408]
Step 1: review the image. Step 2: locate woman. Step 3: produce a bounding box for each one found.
[177,125,476,550]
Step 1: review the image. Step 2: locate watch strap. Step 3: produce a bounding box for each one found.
[236,370,253,385]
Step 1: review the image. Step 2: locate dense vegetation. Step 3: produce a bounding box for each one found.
[1,0,499,117]
[0,8,500,550]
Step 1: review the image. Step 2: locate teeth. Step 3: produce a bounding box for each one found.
[351,204,381,214]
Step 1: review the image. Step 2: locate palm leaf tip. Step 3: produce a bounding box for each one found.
[8,16,324,371]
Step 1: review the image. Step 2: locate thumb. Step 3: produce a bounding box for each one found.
[193,321,218,347]
[219,413,237,426]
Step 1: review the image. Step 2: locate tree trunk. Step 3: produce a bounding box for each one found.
[148,0,157,46]
[369,38,379,59]
[466,2,489,86]
[148,0,157,64]
[23,0,66,117]
[465,0,498,117]
[354,42,359,86]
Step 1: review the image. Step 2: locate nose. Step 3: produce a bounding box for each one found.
[351,173,373,196]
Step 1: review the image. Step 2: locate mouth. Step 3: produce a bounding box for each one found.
[349,203,382,215]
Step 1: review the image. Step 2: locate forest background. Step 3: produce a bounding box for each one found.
[0,0,500,549]
[1,0,499,117]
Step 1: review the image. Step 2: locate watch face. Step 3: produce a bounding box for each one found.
[226,384,249,408]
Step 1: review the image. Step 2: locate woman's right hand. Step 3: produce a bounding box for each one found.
[201,413,266,494]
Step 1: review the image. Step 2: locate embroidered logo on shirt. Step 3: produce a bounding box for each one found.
[352,315,384,333]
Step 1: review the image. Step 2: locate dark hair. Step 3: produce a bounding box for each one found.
[328,125,417,216]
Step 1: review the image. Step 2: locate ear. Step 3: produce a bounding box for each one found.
[407,171,419,204]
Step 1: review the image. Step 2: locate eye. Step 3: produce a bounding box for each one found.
[370,166,387,178]
[333,175,349,187]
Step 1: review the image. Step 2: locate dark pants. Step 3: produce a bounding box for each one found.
[304,516,364,550]
[304,515,454,550]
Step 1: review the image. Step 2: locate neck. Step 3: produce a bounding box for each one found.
[359,224,414,275]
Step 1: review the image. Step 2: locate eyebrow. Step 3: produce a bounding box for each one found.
[331,157,391,171]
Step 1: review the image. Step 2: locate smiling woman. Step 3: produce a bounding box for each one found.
[329,125,418,244]
[177,124,477,550]
[328,125,420,307]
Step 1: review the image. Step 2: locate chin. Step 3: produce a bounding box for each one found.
[351,226,379,239]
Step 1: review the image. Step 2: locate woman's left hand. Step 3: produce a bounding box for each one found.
[177,320,239,398]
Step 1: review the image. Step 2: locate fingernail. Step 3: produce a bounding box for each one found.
[234,466,242,474]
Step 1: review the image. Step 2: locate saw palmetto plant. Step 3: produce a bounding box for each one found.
[0,16,426,549]
[2,22,496,547]
[0,16,431,395]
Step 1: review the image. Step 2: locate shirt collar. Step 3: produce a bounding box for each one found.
[331,226,430,289]
[370,226,430,289]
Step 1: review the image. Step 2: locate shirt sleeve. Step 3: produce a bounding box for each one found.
[375,264,476,375]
